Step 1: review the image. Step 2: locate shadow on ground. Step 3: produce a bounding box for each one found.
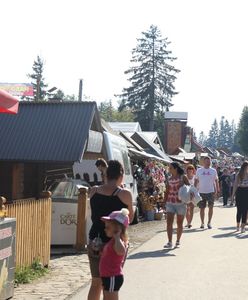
[218,226,237,231]
[128,249,176,260]
[212,231,238,239]
[183,228,207,233]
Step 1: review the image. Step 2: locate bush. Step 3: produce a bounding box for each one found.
[15,258,49,285]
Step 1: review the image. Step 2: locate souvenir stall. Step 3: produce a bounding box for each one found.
[136,159,168,221]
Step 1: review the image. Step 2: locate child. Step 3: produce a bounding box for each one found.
[100,208,129,300]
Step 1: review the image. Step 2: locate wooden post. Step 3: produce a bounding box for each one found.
[76,187,88,251]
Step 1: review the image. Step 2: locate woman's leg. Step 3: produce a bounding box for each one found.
[187,203,194,226]
[186,205,190,226]
[166,213,175,243]
[176,214,185,242]
[88,277,102,300]
[103,291,119,300]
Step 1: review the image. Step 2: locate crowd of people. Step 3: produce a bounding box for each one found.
[86,157,247,300]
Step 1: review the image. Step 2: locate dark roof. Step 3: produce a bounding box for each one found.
[0,101,100,163]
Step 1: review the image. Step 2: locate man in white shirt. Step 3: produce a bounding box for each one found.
[194,156,220,229]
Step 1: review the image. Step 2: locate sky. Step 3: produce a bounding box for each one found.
[1,0,248,135]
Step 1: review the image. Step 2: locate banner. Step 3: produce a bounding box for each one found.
[0,83,33,97]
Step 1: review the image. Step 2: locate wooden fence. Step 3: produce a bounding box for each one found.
[6,194,52,267]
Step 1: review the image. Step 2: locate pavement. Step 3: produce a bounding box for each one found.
[69,203,248,300]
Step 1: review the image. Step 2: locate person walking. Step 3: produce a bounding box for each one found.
[220,168,231,206]
[164,162,190,248]
[185,164,196,228]
[87,160,134,300]
[194,156,220,229]
[95,158,108,184]
[100,208,129,300]
[231,161,248,233]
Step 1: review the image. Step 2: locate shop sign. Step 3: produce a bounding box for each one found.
[0,83,33,96]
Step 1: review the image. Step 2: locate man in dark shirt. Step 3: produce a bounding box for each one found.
[220,168,231,206]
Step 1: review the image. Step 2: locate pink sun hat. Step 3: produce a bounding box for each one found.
[101,208,129,228]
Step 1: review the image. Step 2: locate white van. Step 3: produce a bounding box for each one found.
[51,132,138,246]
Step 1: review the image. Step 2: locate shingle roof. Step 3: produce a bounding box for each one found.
[0,101,99,163]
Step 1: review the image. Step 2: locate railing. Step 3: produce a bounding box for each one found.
[6,192,52,267]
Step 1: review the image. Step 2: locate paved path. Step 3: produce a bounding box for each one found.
[70,204,248,300]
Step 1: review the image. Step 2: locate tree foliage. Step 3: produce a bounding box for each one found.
[98,100,134,122]
[204,117,238,150]
[206,119,219,148]
[27,56,48,101]
[237,106,248,154]
[198,131,207,146]
[118,25,180,131]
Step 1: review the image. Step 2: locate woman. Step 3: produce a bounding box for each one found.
[231,161,248,233]
[87,160,134,300]
[95,158,108,184]
[185,164,196,228]
[164,162,190,248]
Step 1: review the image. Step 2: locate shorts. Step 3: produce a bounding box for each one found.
[101,275,124,292]
[166,203,187,216]
[198,193,215,208]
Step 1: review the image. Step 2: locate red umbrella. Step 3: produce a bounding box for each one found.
[0,89,19,114]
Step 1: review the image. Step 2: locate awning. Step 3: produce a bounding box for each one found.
[0,89,19,114]
[129,148,172,163]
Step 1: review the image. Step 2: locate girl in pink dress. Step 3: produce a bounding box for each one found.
[100,208,129,300]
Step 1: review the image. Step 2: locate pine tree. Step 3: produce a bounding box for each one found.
[198,131,207,146]
[218,116,225,147]
[206,119,219,148]
[27,56,48,101]
[237,106,248,154]
[223,119,232,148]
[118,25,180,131]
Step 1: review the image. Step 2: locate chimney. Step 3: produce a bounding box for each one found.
[78,79,83,101]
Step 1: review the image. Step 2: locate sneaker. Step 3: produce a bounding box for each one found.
[207,223,212,229]
[164,242,173,249]
[175,241,180,247]
[200,224,204,229]
[241,228,245,233]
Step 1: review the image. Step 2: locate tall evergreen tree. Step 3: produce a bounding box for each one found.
[218,116,225,147]
[206,119,219,148]
[198,131,207,146]
[118,25,180,131]
[223,119,233,148]
[237,106,248,155]
[27,56,48,101]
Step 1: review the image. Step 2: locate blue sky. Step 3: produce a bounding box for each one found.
[1,0,248,135]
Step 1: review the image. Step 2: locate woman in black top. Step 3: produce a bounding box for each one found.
[87,160,134,300]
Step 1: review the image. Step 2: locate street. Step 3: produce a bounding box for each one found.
[70,203,248,300]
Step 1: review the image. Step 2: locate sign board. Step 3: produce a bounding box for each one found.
[0,218,16,300]
[0,83,33,97]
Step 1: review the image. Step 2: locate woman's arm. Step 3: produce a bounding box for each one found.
[88,185,98,198]
[119,190,134,223]
[183,175,190,186]
[164,182,169,203]
[232,175,239,200]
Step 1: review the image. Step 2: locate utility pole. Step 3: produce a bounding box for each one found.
[78,79,83,102]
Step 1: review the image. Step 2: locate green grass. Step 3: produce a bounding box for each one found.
[15,258,49,285]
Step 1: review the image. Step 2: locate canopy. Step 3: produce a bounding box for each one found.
[129,148,172,163]
[0,89,19,114]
